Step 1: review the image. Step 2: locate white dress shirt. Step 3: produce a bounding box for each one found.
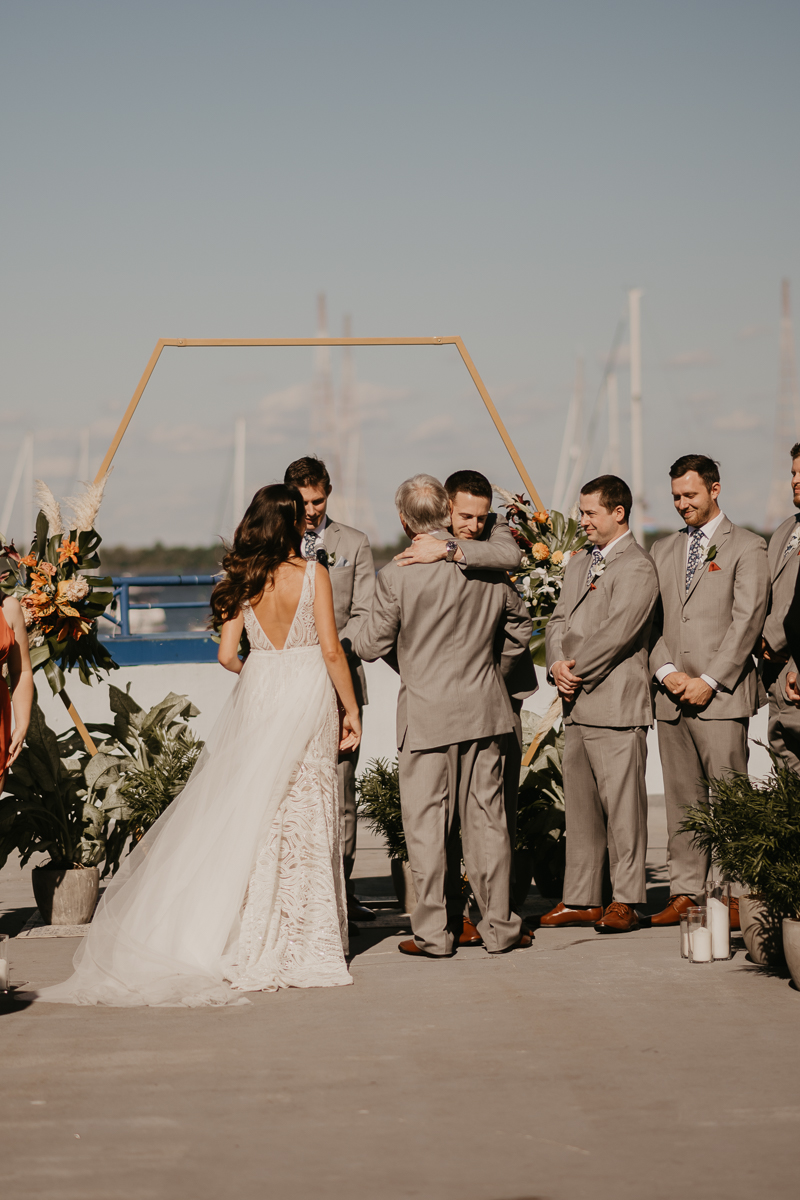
[595,529,631,559]
[654,510,725,691]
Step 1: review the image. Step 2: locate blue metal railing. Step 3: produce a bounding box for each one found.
[103,574,223,637]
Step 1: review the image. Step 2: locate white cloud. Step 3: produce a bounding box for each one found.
[713,409,761,432]
[664,350,716,369]
[409,414,455,442]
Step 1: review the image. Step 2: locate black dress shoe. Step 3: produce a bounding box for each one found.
[348,899,377,922]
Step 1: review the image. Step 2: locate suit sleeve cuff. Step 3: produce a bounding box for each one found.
[655,663,678,684]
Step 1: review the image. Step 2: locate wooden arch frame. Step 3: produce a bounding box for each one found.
[94,336,543,507]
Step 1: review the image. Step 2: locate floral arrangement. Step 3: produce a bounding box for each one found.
[494,486,587,665]
[0,475,117,693]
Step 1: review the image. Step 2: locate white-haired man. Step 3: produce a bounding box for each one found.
[354,474,533,957]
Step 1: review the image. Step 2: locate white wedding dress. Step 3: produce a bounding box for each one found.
[36,560,351,1006]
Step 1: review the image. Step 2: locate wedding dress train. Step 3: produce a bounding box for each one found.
[36,560,351,1006]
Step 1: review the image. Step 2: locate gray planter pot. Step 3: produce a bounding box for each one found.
[391,859,417,916]
[31,866,100,926]
[782,918,800,990]
[739,894,783,967]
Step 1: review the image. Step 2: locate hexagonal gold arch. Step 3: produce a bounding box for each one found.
[94,335,543,508]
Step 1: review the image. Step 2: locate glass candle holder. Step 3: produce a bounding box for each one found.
[0,934,9,992]
[680,913,690,959]
[688,906,712,963]
[705,880,731,960]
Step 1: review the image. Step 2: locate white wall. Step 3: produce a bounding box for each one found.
[37,659,773,789]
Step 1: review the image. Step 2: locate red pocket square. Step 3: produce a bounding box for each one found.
[708,562,722,572]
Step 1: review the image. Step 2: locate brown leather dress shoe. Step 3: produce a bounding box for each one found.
[650,894,696,926]
[539,901,603,928]
[398,938,455,959]
[454,917,483,946]
[729,896,741,931]
[488,932,533,954]
[595,902,640,934]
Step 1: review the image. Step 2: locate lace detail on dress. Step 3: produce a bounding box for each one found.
[229,559,350,992]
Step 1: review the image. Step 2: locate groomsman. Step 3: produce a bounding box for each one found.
[541,475,659,933]
[354,475,533,957]
[284,456,376,925]
[649,454,769,925]
[761,443,800,770]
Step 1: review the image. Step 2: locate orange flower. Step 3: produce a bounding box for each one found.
[532,511,550,524]
[21,592,55,621]
[58,537,80,565]
[531,542,551,562]
[551,550,564,565]
[19,553,37,568]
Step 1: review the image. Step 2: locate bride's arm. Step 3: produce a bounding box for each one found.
[314,565,361,750]
[218,611,245,674]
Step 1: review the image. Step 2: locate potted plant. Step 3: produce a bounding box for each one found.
[0,686,202,924]
[515,716,566,905]
[356,757,416,912]
[681,758,800,976]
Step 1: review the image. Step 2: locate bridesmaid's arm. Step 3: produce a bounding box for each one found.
[218,611,245,674]
[313,565,361,751]
[3,598,33,770]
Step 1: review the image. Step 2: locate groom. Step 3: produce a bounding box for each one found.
[354,474,533,957]
[284,456,376,925]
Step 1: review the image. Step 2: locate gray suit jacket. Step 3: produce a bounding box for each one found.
[353,552,533,752]
[546,533,659,727]
[764,514,800,657]
[323,519,376,707]
[649,517,769,720]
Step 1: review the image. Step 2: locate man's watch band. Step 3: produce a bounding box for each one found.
[445,539,458,562]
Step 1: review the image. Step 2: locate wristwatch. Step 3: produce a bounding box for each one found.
[445,539,458,562]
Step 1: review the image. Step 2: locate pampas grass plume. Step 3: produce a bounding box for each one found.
[65,469,112,533]
[35,480,64,538]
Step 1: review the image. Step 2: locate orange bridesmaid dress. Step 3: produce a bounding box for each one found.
[0,602,15,781]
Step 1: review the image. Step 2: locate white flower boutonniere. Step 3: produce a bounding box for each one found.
[702,543,718,565]
[588,558,607,589]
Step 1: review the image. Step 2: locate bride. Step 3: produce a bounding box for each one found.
[36,484,361,1006]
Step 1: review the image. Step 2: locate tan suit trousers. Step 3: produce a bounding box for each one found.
[657,714,748,895]
[398,735,522,955]
[562,723,649,906]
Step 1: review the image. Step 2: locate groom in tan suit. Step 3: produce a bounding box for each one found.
[649,454,770,924]
[761,442,800,771]
[542,475,659,933]
[354,474,533,957]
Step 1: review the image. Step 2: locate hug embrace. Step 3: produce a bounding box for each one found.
[29,449,786,1004]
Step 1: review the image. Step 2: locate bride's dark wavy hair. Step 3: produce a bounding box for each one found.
[211,484,304,625]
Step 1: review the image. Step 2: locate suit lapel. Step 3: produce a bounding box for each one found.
[567,548,593,615]
[324,520,341,557]
[672,532,686,605]
[684,516,731,605]
[772,519,799,583]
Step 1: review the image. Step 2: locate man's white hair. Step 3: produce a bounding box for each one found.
[394,474,450,535]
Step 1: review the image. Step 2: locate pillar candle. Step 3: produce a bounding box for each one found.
[708,896,730,960]
[680,921,690,958]
[690,926,712,962]
[0,960,8,990]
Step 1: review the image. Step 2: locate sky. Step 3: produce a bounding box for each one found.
[1,0,799,547]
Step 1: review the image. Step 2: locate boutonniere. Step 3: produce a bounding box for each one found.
[702,544,718,564]
[588,557,606,590]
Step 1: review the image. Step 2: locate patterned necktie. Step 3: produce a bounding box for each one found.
[303,530,317,560]
[586,546,603,587]
[685,528,703,591]
[783,522,800,558]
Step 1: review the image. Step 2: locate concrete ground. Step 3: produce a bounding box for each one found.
[1,798,798,1200]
